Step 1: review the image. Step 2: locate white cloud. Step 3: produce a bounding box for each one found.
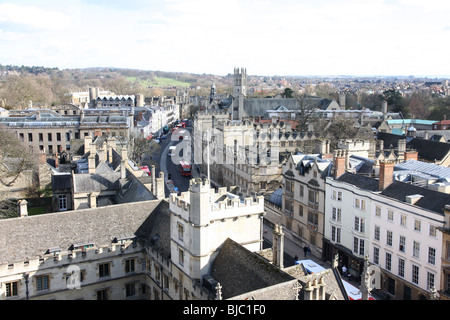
[0,0,450,76]
[0,3,72,30]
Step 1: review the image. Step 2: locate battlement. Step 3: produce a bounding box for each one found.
[169,180,264,221]
[197,109,228,117]
[0,239,140,276]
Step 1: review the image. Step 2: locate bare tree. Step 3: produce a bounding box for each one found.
[0,126,36,187]
[293,93,319,132]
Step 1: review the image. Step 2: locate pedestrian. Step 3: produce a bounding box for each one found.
[303,245,309,257]
[342,265,347,277]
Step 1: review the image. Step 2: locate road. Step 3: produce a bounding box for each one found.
[158,126,194,197]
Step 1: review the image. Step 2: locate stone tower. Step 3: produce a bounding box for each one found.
[169,177,265,283]
[232,67,247,120]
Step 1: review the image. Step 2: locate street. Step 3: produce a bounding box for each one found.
[157,125,194,197]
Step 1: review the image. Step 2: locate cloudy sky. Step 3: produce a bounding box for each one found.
[1,0,450,76]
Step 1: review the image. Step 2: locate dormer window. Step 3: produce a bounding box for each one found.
[45,246,61,255]
[70,242,94,251]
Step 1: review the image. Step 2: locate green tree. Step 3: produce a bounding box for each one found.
[283,88,294,98]
[383,89,407,115]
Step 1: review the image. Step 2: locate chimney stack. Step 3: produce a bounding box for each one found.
[379,161,394,191]
[334,149,347,179]
[404,150,418,162]
[272,224,284,269]
[17,199,28,217]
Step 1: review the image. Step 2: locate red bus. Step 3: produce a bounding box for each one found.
[179,161,192,177]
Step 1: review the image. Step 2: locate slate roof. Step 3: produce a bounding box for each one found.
[73,171,121,193]
[0,199,164,264]
[336,172,380,191]
[377,132,450,162]
[209,238,296,300]
[381,181,450,215]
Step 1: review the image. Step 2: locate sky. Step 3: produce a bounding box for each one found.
[1,0,450,77]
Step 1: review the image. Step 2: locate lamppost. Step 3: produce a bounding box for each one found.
[24,273,29,300]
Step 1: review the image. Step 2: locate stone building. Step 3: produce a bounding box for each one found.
[0,108,133,157]
[0,177,351,300]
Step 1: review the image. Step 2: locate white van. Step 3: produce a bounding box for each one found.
[168,146,176,157]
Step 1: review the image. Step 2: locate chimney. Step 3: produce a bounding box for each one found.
[17,199,28,217]
[379,161,394,191]
[334,150,346,178]
[398,139,406,153]
[88,154,96,174]
[156,171,165,199]
[151,165,156,194]
[272,224,284,269]
[382,100,388,117]
[89,193,97,208]
[404,150,418,162]
[54,154,59,168]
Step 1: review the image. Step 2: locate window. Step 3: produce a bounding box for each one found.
[179,248,184,266]
[125,258,135,273]
[28,133,33,142]
[388,210,394,221]
[178,223,184,241]
[65,132,70,141]
[56,132,61,141]
[353,237,364,255]
[399,236,406,252]
[332,190,342,201]
[39,133,43,142]
[332,207,341,221]
[285,199,293,212]
[373,247,379,265]
[331,226,341,243]
[413,241,420,258]
[386,230,393,246]
[5,281,18,297]
[375,206,381,217]
[36,275,49,291]
[428,247,436,265]
[99,263,110,277]
[414,219,421,232]
[427,272,435,290]
[429,225,437,237]
[354,217,365,233]
[299,204,303,217]
[308,211,318,226]
[299,185,304,197]
[308,190,318,204]
[58,195,67,211]
[398,258,405,277]
[19,133,24,142]
[97,288,109,300]
[400,214,407,227]
[354,198,366,210]
[47,133,52,141]
[260,181,267,190]
[412,265,419,284]
[125,282,136,297]
[385,252,392,271]
[374,225,380,241]
[163,274,169,292]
